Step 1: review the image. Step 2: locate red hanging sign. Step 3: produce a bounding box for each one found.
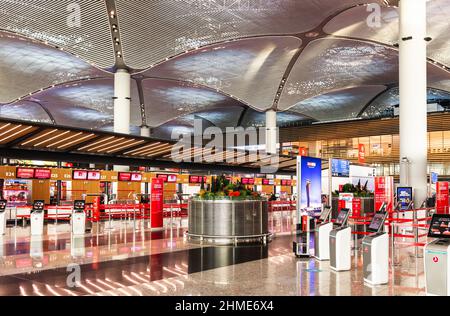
[151,178,164,229]
[358,144,366,164]
[298,147,307,157]
[352,198,361,218]
[92,197,100,222]
[374,176,394,212]
[436,182,449,214]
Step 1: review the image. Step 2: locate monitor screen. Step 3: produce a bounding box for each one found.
[367,212,388,233]
[428,214,450,238]
[118,172,132,181]
[0,200,7,210]
[156,174,168,182]
[335,208,350,226]
[131,173,142,182]
[32,200,45,211]
[87,171,101,180]
[73,200,85,211]
[331,159,350,177]
[167,174,177,183]
[34,168,51,179]
[16,167,35,179]
[73,170,88,180]
[319,206,332,221]
[262,179,271,185]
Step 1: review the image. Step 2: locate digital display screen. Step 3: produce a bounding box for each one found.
[331,159,350,178]
[241,178,255,185]
[189,176,207,184]
[131,173,142,182]
[428,214,450,238]
[0,200,7,210]
[34,168,51,179]
[87,171,101,180]
[16,167,35,179]
[118,172,132,181]
[368,212,387,233]
[158,174,176,183]
[73,170,88,180]
[167,174,177,183]
[73,200,85,211]
[281,179,292,186]
[262,179,271,185]
[319,206,332,221]
[335,209,350,226]
[32,200,45,211]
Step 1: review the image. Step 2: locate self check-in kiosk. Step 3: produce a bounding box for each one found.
[314,206,333,261]
[0,200,7,235]
[362,211,389,285]
[71,200,86,235]
[424,214,450,295]
[30,200,45,236]
[330,208,351,271]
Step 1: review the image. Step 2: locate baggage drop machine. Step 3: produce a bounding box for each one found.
[424,214,450,295]
[330,208,351,271]
[30,200,45,236]
[0,200,7,235]
[362,211,389,285]
[314,205,333,260]
[71,200,86,235]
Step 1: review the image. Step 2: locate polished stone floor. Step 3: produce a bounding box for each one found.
[0,219,427,296]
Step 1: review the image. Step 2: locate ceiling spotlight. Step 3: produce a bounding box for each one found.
[110,10,115,18]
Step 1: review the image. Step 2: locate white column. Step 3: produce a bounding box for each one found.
[114,69,131,135]
[265,110,277,154]
[399,0,428,206]
[114,69,131,172]
[140,125,150,137]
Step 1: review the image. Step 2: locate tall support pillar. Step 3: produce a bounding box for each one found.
[114,69,131,173]
[399,0,428,206]
[140,125,150,137]
[265,110,277,154]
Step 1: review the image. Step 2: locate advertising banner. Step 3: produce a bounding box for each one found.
[296,156,322,216]
[374,176,394,212]
[339,193,354,211]
[397,187,413,211]
[151,178,164,229]
[358,144,366,164]
[352,198,361,217]
[436,182,449,214]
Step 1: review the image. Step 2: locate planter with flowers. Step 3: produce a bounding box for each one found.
[187,175,270,245]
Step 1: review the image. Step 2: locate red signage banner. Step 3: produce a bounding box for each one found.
[73,170,88,180]
[436,182,449,214]
[374,176,394,212]
[298,147,307,157]
[151,178,164,229]
[87,171,101,180]
[16,167,35,179]
[358,144,366,164]
[352,198,361,218]
[34,168,51,179]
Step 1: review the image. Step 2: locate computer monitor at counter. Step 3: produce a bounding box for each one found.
[428,214,450,238]
[335,208,350,227]
[367,212,388,233]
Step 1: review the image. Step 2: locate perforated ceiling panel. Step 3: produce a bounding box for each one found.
[0,101,52,123]
[0,33,109,103]
[143,36,300,110]
[115,0,382,69]
[0,0,115,69]
[278,38,399,111]
[362,87,450,118]
[287,85,387,121]
[141,78,247,127]
[323,0,450,67]
[12,79,140,130]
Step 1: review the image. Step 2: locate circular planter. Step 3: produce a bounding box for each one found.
[186,199,271,245]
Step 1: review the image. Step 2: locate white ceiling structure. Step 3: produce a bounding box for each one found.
[0,0,449,139]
